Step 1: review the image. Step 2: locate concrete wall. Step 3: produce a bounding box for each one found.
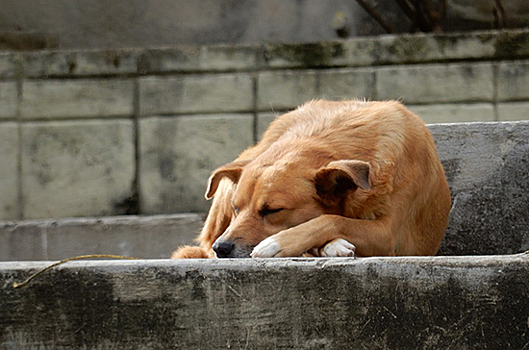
[0,29,529,221]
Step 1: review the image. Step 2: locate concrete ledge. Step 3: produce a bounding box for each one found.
[0,29,525,79]
[0,214,204,261]
[1,255,528,349]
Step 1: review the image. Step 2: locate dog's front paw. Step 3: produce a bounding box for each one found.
[171,246,212,259]
[251,237,281,258]
[319,238,356,258]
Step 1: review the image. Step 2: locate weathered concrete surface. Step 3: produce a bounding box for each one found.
[498,102,529,121]
[0,123,19,220]
[409,104,496,124]
[1,255,528,349]
[139,74,254,115]
[432,121,529,255]
[498,61,529,102]
[20,120,135,219]
[377,63,494,104]
[20,79,134,119]
[0,214,204,261]
[139,115,254,214]
[0,82,17,119]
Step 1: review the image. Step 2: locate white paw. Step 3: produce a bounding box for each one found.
[251,237,281,258]
[320,239,356,258]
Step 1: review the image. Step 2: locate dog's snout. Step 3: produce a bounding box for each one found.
[212,240,235,258]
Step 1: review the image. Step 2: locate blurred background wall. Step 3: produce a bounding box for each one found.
[0,0,527,50]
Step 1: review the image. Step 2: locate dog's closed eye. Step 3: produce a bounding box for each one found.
[259,207,284,217]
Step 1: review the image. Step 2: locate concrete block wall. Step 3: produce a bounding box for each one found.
[0,29,529,221]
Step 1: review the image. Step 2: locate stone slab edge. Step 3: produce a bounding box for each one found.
[0,213,205,230]
[0,214,206,261]
[0,29,527,78]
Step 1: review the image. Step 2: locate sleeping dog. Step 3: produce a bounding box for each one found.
[172,100,451,259]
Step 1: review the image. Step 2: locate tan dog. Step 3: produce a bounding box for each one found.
[172,100,451,259]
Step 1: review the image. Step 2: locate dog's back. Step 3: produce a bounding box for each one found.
[261,100,450,255]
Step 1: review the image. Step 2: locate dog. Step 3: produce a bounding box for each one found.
[172,100,451,259]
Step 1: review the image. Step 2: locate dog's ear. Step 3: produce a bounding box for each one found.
[314,160,371,203]
[205,160,249,200]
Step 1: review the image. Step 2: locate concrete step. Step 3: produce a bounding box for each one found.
[1,255,528,349]
[0,214,205,261]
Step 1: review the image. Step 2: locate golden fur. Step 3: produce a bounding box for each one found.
[172,100,451,259]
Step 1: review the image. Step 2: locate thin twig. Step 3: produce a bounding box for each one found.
[13,254,140,289]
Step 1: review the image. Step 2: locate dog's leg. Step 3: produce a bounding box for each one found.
[171,246,211,259]
[251,214,394,258]
[171,178,235,259]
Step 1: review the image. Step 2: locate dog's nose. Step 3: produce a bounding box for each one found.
[212,240,235,258]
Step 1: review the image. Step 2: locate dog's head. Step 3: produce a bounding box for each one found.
[205,149,371,258]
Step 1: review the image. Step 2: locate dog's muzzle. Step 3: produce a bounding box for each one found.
[212,240,235,258]
[212,239,253,258]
